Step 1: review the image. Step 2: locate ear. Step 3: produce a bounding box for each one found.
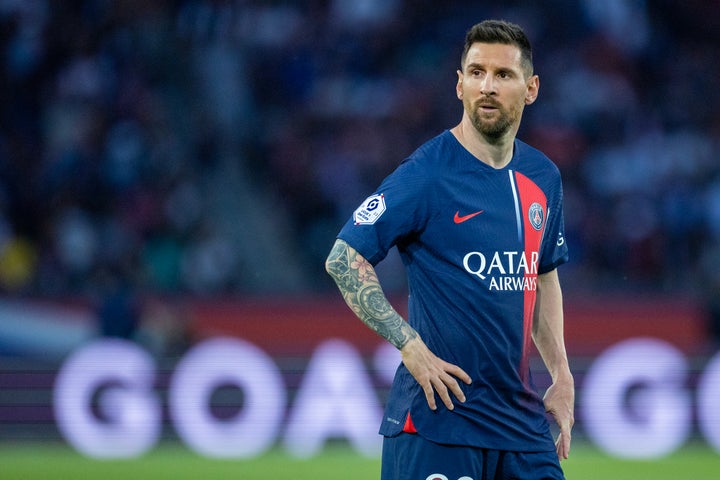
[525,74,539,105]
[456,69,464,100]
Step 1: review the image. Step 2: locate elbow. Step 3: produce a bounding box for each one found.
[324,254,334,277]
[325,239,346,281]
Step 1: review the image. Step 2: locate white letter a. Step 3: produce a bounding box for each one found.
[283,339,383,457]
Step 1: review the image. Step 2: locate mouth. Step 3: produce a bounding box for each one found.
[477,105,500,116]
[476,100,501,112]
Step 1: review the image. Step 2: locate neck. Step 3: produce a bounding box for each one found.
[451,117,516,169]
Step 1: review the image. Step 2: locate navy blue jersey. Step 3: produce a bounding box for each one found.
[337,130,569,452]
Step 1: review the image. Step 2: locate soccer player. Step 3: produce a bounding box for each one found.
[325,19,574,480]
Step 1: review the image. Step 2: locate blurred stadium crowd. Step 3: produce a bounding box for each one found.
[0,0,719,301]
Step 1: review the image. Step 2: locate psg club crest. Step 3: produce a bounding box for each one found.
[354,194,386,225]
[528,202,544,230]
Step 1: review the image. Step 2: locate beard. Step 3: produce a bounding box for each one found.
[466,97,519,142]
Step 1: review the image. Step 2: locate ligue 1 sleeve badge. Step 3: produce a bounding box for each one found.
[528,202,545,230]
[353,194,386,225]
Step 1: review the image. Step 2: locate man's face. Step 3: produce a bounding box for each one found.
[456,42,538,142]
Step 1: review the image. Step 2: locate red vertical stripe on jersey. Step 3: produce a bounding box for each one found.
[512,172,547,386]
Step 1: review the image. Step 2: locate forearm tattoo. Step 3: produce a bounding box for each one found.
[326,241,418,349]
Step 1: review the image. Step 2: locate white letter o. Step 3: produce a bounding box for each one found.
[168,337,286,458]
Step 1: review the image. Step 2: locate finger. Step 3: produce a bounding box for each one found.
[557,438,570,460]
[563,436,571,459]
[431,377,455,410]
[444,363,473,385]
[555,437,563,460]
[421,382,437,411]
[443,375,466,403]
[556,428,571,460]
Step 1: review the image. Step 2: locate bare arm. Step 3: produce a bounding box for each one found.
[325,238,471,410]
[533,269,575,460]
[325,239,417,349]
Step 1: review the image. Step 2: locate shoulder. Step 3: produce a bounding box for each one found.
[404,130,455,168]
[389,130,452,183]
[515,140,560,173]
[514,139,562,184]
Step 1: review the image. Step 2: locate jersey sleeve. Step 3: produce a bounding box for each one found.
[538,177,569,274]
[337,158,431,266]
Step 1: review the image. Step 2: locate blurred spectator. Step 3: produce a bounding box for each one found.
[0,0,718,301]
[95,265,140,339]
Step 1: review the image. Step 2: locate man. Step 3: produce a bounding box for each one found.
[325,20,574,480]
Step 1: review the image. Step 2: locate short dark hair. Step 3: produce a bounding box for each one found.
[461,20,534,77]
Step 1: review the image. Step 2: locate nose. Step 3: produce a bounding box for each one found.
[480,75,496,95]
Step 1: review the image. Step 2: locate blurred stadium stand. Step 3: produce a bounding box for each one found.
[0,0,718,300]
[1,0,720,450]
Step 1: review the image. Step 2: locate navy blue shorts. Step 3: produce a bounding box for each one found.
[381,433,565,480]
